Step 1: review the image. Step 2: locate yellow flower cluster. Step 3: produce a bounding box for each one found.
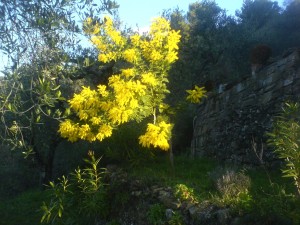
[59,119,113,142]
[83,17,100,35]
[139,121,173,151]
[141,72,158,86]
[103,17,125,46]
[123,48,138,63]
[97,85,109,97]
[186,85,206,104]
[59,120,79,142]
[142,17,181,64]
[59,16,181,151]
[87,16,126,63]
[59,84,115,142]
[69,87,100,119]
[121,68,135,78]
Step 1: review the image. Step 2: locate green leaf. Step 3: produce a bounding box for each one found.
[51,85,60,91]
[56,90,61,98]
[58,208,62,217]
[49,181,55,187]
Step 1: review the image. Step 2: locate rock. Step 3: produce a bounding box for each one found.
[215,208,231,225]
[152,186,164,194]
[159,195,181,210]
[158,190,171,198]
[131,191,142,197]
[188,205,198,217]
[165,209,174,220]
[230,217,242,225]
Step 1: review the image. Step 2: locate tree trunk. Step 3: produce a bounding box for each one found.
[43,145,55,185]
[168,140,175,176]
[31,133,61,186]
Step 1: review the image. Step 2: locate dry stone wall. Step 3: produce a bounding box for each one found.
[191,48,300,165]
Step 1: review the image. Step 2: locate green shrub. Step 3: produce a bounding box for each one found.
[41,151,108,224]
[210,167,252,212]
[268,102,300,195]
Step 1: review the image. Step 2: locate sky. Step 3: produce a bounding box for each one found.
[115,0,282,30]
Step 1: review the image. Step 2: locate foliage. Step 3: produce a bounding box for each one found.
[186,85,206,104]
[147,203,166,225]
[0,0,118,184]
[268,102,300,195]
[161,0,300,156]
[0,57,66,184]
[166,0,300,98]
[40,151,108,224]
[168,0,237,89]
[210,167,252,212]
[0,0,118,70]
[252,183,298,219]
[174,184,198,203]
[236,0,281,31]
[277,1,300,51]
[59,16,182,151]
[0,144,39,198]
[214,168,251,198]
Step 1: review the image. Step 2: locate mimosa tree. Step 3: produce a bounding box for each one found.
[59,16,205,153]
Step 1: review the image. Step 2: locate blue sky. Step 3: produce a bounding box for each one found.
[116,0,284,30]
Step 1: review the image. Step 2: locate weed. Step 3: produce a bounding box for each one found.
[209,167,252,212]
[174,184,198,203]
[40,151,108,224]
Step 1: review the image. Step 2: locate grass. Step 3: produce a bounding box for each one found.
[126,155,217,198]
[0,189,45,225]
[1,154,299,224]
[126,154,300,222]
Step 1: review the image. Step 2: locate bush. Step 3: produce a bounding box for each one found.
[210,167,252,212]
[268,102,300,195]
[41,151,108,224]
[217,170,250,198]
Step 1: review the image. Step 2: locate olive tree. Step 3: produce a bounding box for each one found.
[0,0,118,184]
